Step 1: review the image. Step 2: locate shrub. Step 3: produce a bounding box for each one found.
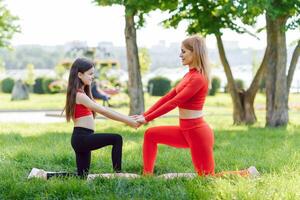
[42,78,55,94]
[259,78,266,93]
[147,76,171,96]
[1,77,14,93]
[33,77,45,94]
[209,76,221,96]
[48,80,67,93]
[224,79,245,93]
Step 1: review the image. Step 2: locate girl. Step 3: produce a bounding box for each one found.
[134,36,259,178]
[28,58,139,179]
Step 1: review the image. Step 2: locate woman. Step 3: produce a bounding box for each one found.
[134,35,259,177]
[28,58,139,179]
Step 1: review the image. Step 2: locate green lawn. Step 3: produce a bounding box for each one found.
[1,92,300,199]
[1,109,300,199]
[1,92,299,112]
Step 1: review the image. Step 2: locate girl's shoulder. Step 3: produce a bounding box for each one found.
[76,91,87,103]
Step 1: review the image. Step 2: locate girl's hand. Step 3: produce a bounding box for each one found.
[135,115,147,124]
[127,117,141,128]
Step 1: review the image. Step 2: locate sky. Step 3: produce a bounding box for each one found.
[5,0,299,49]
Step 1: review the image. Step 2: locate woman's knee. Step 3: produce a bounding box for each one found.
[144,128,155,141]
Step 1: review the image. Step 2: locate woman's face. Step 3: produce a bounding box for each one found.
[180,45,194,66]
[78,67,95,86]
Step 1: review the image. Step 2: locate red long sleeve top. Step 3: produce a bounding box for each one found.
[143,68,208,122]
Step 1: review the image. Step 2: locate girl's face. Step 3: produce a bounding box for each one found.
[78,67,95,86]
[180,45,194,67]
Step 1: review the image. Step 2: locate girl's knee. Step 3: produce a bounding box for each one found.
[115,134,123,144]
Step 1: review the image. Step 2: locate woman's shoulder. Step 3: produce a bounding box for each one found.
[190,71,206,80]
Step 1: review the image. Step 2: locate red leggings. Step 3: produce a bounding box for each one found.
[143,118,215,175]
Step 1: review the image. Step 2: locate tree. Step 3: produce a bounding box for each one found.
[93,0,178,115]
[0,0,20,48]
[242,0,300,127]
[165,0,265,125]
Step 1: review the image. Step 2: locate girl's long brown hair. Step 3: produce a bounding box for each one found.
[182,35,210,84]
[64,58,96,122]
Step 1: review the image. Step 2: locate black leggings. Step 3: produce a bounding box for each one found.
[46,127,123,179]
[71,127,123,177]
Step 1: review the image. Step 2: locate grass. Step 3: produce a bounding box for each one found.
[1,92,300,199]
[1,111,300,199]
[1,92,300,112]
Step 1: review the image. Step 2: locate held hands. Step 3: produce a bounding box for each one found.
[129,115,147,128]
[126,114,147,129]
[130,115,147,125]
[127,118,140,129]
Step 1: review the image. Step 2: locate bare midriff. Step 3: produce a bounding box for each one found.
[179,108,203,119]
[74,115,95,130]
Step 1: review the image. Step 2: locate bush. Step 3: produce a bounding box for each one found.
[147,76,171,96]
[224,79,245,93]
[209,76,221,96]
[259,78,266,93]
[48,80,67,93]
[33,77,45,94]
[42,78,55,94]
[1,78,14,93]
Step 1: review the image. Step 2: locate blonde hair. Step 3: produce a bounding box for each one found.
[182,35,210,84]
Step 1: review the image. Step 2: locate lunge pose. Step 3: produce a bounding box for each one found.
[28,58,139,179]
[133,36,259,177]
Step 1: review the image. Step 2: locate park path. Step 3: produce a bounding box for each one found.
[0,110,65,123]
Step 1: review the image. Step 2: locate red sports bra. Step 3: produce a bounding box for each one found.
[74,90,93,119]
[143,68,208,122]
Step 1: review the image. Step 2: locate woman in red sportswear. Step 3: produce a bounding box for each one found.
[133,35,259,177]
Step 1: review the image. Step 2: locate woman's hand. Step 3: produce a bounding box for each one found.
[130,115,147,124]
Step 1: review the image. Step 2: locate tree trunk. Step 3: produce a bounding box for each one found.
[287,40,300,93]
[124,10,145,115]
[216,34,269,125]
[216,35,250,124]
[265,14,289,127]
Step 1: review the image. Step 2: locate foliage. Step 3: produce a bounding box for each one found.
[0,45,66,69]
[224,79,245,93]
[93,0,178,28]
[1,77,14,93]
[209,76,221,96]
[25,64,35,86]
[42,78,55,94]
[259,78,266,93]
[147,76,171,96]
[33,77,45,94]
[139,47,151,75]
[48,80,67,94]
[0,0,20,48]
[54,64,66,79]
